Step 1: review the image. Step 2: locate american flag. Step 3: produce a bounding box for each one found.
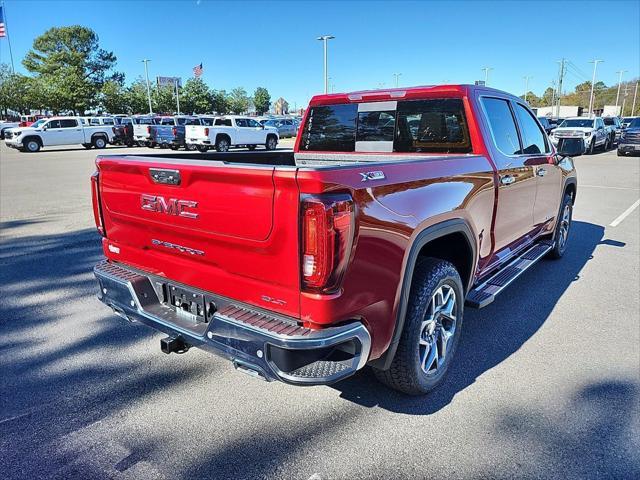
[0,6,6,38]
[193,63,203,78]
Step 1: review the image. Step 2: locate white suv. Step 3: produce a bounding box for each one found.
[185,116,279,152]
[549,117,609,154]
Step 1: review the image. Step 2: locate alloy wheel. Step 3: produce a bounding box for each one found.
[557,203,572,252]
[419,284,457,375]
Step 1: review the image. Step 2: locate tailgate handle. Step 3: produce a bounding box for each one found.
[150,168,181,185]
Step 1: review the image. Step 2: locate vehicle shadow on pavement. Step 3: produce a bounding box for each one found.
[0,226,204,479]
[332,221,622,414]
[487,379,640,478]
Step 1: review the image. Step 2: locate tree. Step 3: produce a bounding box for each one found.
[228,87,249,114]
[253,87,271,115]
[541,87,555,106]
[126,79,152,114]
[0,64,32,114]
[211,89,229,114]
[100,79,128,114]
[182,78,212,114]
[23,26,121,113]
[153,84,176,114]
[520,92,541,107]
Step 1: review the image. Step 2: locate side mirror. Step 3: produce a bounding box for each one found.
[557,137,585,158]
[42,125,47,131]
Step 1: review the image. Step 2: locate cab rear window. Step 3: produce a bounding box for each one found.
[299,98,471,153]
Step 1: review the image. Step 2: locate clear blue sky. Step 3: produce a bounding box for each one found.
[1,0,639,108]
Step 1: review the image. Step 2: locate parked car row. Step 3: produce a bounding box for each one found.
[2,113,282,153]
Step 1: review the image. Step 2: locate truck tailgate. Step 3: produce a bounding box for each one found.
[96,155,301,318]
[185,125,206,141]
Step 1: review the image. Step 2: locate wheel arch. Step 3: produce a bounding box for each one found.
[23,135,43,146]
[215,132,231,144]
[371,218,477,370]
[91,132,108,141]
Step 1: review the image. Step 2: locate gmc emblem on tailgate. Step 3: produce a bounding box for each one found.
[141,194,199,219]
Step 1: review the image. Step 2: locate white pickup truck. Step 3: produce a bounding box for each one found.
[132,116,160,146]
[4,117,115,153]
[185,115,279,152]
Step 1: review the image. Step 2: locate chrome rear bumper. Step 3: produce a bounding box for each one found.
[94,261,371,385]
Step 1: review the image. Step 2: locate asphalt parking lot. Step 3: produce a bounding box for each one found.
[1,142,638,480]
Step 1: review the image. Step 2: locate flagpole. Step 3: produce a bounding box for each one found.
[2,1,16,73]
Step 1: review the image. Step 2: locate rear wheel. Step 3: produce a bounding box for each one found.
[373,258,464,395]
[215,137,230,152]
[548,193,573,259]
[617,149,624,157]
[588,139,595,154]
[93,136,107,149]
[186,144,197,151]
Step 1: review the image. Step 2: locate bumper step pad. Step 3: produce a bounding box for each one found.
[466,242,553,308]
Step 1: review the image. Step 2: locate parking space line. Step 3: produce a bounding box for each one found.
[581,185,640,191]
[610,199,640,227]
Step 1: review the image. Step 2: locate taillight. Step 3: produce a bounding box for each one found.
[172,127,177,136]
[147,126,151,134]
[112,127,116,134]
[204,127,209,136]
[301,194,355,292]
[91,171,106,237]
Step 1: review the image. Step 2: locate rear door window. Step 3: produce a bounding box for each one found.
[59,119,78,128]
[480,97,522,155]
[235,119,249,127]
[215,118,232,126]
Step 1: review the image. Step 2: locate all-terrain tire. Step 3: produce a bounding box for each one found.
[373,258,464,395]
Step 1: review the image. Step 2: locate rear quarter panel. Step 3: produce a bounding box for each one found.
[296,155,496,359]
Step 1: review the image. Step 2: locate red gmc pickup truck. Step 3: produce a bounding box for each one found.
[92,85,582,395]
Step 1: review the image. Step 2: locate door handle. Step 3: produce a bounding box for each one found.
[537,168,547,177]
[500,175,515,186]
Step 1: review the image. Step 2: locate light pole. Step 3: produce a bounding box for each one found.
[615,70,628,110]
[481,66,493,85]
[393,73,402,88]
[633,82,639,116]
[588,59,604,115]
[141,59,153,114]
[523,75,532,102]
[317,35,335,94]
